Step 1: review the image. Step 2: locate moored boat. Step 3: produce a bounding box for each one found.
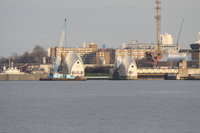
[39,76,86,81]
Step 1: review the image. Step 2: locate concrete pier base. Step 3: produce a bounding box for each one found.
[0,74,48,81]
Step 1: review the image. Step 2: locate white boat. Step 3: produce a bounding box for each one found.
[1,60,24,74]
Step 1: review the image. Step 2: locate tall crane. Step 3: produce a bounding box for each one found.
[176,18,184,50]
[155,0,161,52]
[145,0,162,66]
[53,19,67,73]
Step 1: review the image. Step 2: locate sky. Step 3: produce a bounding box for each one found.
[0,0,200,57]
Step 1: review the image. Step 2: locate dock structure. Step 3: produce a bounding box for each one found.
[85,68,198,80]
[85,76,110,80]
[137,68,178,80]
[180,74,200,80]
[137,68,178,74]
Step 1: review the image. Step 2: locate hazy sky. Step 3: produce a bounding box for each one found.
[0,0,200,57]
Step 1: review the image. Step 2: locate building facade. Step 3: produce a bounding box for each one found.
[110,55,138,80]
[63,51,85,77]
[95,49,110,64]
[160,33,173,44]
[49,43,112,64]
[49,43,97,64]
[189,41,200,68]
[115,48,154,60]
[116,39,179,61]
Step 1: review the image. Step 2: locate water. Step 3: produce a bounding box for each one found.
[0,80,200,133]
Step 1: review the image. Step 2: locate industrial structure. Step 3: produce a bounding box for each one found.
[44,19,86,80]
[145,0,162,65]
[63,51,85,77]
[110,55,138,80]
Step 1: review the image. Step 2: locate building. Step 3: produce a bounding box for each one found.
[157,39,200,68]
[63,51,85,77]
[118,43,128,49]
[105,48,115,64]
[117,41,154,60]
[110,55,138,80]
[49,43,115,64]
[189,40,200,68]
[115,48,154,60]
[95,49,110,64]
[160,33,173,44]
[50,43,98,64]
[116,39,179,61]
[161,44,179,53]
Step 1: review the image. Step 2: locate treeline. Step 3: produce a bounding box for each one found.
[0,45,49,64]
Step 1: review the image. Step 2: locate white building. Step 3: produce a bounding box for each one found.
[120,55,138,79]
[110,55,137,80]
[118,43,127,49]
[198,32,200,41]
[63,51,85,77]
[160,33,173,44]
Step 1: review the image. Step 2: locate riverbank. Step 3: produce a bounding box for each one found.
[0,74,48,81]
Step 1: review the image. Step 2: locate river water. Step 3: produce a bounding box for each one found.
[0,80,200,133]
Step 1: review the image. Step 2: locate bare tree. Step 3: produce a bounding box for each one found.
[19,52,33,63]
[12,52,20,63]
[30,45,47,63]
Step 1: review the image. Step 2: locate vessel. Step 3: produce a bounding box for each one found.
[0,60,24,74]
[39,73,86,81]
[39,76,86,81]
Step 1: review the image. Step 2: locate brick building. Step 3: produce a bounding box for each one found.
[49,43,113,64]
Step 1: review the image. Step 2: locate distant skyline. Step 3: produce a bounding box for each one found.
[0,0,200,57]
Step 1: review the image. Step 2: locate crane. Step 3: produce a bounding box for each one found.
[176,18,184,50]
[53,19,66,73]
[145,0,162,66]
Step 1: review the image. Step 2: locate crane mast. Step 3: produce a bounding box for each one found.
[155,0,161,52]
[176,18,184,45]
[53,19,67,73]
[57,19,67,57]
[145,0,162,66]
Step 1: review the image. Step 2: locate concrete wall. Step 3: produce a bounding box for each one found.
[188,68,200,75]
[0,74,48,81]
[176,69,188,79]
[40,64,53,73]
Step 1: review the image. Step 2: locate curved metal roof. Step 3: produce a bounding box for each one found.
[121,55,137,72]
[159,53,191,61]
[114,56,123,69]
[63,51,83,74]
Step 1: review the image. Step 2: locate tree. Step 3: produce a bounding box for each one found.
[0,57,7,63]
[30,45,47,63]
[12,52,20,63]
[19,52,33,63]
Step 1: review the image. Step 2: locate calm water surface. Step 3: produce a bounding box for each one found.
[0,80,200,133]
